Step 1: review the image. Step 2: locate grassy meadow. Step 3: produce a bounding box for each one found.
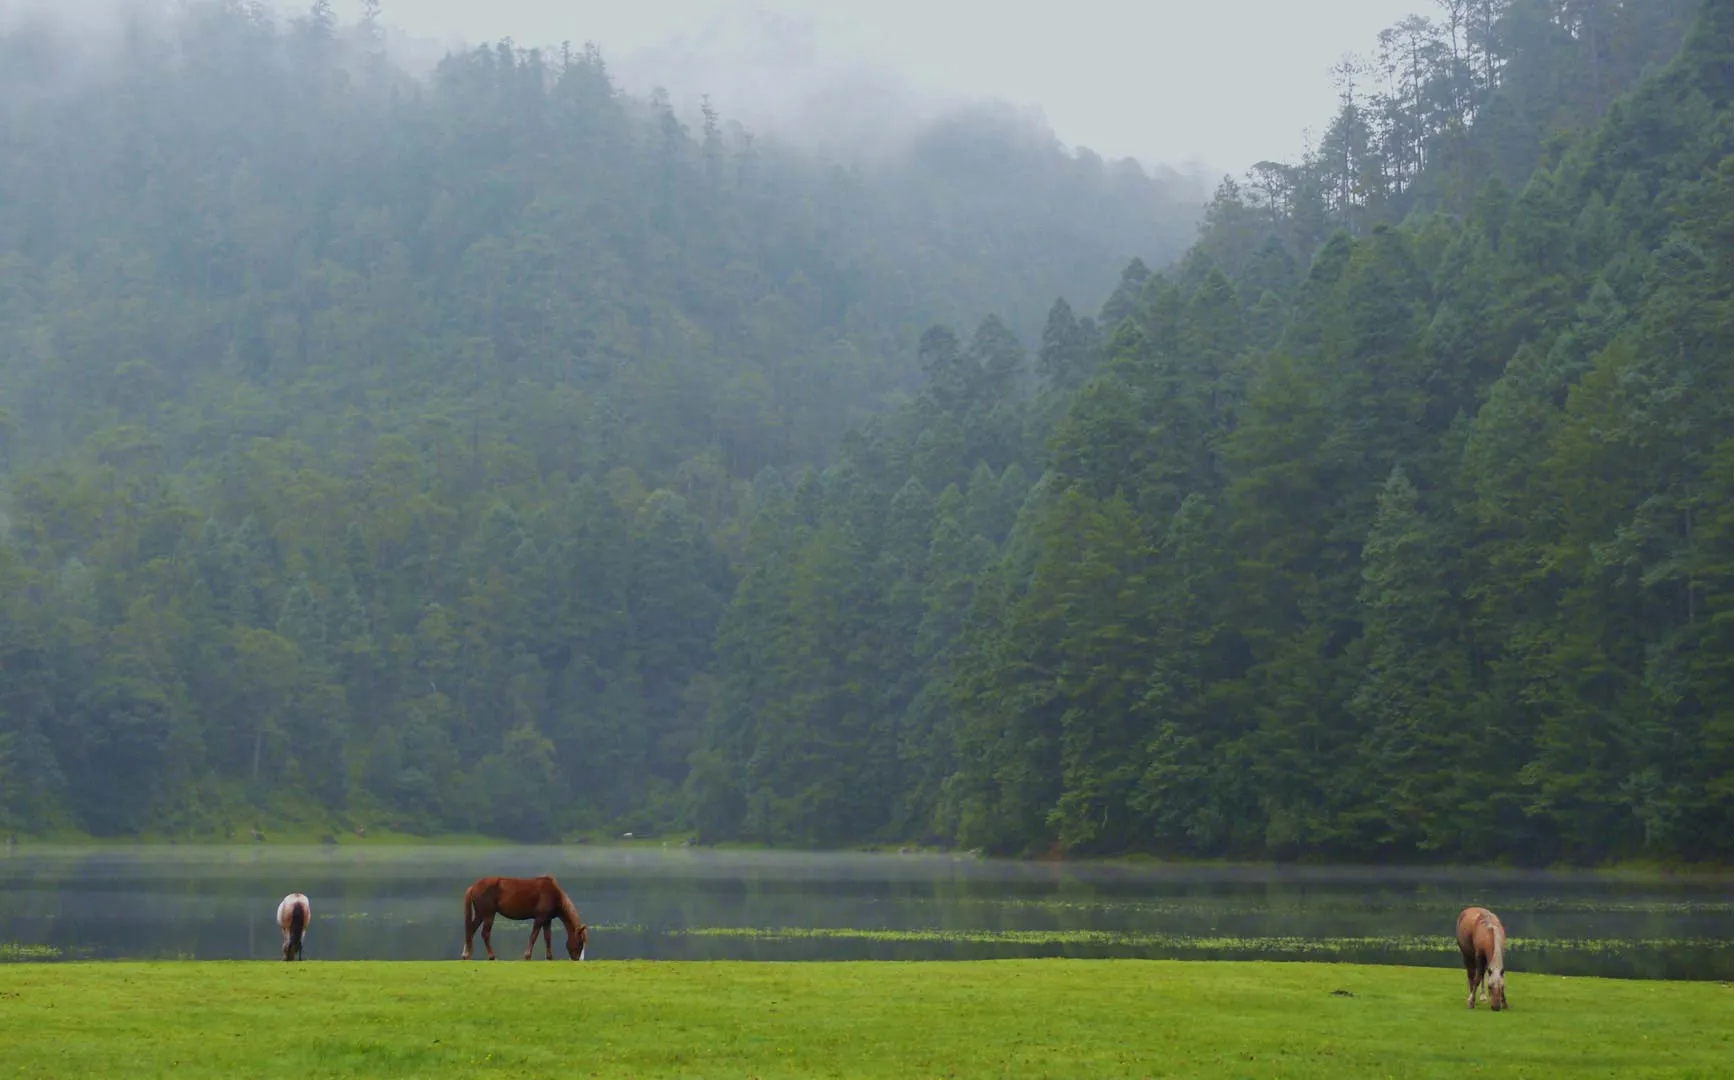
[0,959,1728,1078]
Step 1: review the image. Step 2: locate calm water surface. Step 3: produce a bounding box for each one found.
[1,845,1729,979]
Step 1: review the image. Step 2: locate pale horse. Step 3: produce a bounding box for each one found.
[277,892,312,961]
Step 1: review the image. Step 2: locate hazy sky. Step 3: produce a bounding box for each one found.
[328,0,1428,177]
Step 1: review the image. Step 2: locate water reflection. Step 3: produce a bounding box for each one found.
[1,845,1729,980]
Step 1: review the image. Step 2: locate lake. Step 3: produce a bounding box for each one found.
[1,845,1729,979]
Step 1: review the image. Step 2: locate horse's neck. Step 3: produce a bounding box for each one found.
[555,896,578,933]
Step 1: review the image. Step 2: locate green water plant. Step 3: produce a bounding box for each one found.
[666,925,1734,955]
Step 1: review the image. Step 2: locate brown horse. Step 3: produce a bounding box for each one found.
[277,892,310,961]
[461,875,589,961]
[1456,906,1508,1010]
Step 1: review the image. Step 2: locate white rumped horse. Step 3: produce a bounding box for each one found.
[1456,906,1508,1010]
[277,892,311,961]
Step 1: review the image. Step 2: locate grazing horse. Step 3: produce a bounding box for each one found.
[1456,906,1507,1010]
[461,875,589,961]
[277,892,311,961]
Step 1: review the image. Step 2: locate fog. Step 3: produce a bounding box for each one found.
[5,0,1432,177]
[346,0,1433,176]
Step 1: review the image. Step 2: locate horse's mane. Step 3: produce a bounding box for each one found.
[552,882,581,928]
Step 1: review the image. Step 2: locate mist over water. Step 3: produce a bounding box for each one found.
[2,846,1729,979]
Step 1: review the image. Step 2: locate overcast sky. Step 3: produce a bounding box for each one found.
[0,0,1430,177]
[329,0,1427,177]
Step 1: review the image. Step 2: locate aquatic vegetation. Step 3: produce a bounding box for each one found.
[664,925,1734,956]
[906,895,1734,917]
[0,943,61,961]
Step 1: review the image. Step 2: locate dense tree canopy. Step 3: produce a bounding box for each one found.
[4,0,1732,867]
[689,0,1733,865]
[0,0,1194,839]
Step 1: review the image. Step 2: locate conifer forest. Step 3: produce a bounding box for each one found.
[2,0,1732,866]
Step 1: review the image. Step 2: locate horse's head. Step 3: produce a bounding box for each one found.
[1487,970,1506,1011]
[558,891,589,960]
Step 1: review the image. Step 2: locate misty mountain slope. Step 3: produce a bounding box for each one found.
[0,0,1196,839]
[693,0,1734,863]
[0,1,1199,477]
[5,0,1724,862]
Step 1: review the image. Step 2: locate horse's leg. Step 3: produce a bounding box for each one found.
[482,914,497,960]
[524,917,554,959]
[1462,949,1478,1008]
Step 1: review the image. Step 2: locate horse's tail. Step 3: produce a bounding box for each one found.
[463,886,475,932]
[288,900,307,952]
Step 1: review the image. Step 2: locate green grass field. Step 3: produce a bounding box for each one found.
[0,959,1727,1078]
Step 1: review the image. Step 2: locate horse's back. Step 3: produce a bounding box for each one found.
[277,892,310,929]
[468,874,563,919]
[1456,906,1501,952]
[466,875,502,898]
[466,873,559,889]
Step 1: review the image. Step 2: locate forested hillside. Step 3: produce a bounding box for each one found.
[4,0,1731,868]
[0,0,1195,838]
[694,0,1733,864]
